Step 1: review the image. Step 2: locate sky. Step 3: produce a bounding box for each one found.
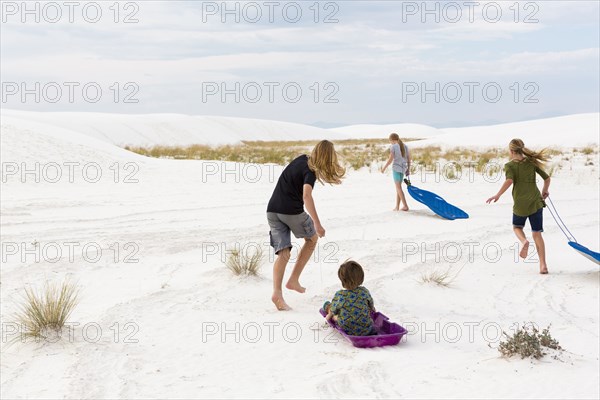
[1,0,599,127]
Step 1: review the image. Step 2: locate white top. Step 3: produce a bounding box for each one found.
[390,143,409,174]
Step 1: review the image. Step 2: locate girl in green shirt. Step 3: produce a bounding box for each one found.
[487,139,551,274]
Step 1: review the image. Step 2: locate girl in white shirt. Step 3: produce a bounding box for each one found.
[381,133,411,211]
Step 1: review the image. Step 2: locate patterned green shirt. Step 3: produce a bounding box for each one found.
[504,159,549,217]
[330,286,375,336]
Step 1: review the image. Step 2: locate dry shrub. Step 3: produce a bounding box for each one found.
[582,147,594,155]
[497,324,562,359]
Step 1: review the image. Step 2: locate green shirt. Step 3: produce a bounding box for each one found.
[504,160,549,217]
[330,286,374,336]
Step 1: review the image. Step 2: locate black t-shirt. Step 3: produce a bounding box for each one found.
[267,155,317,215]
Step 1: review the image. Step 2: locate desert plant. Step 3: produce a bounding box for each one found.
[124,139,419,170]
[225,246,264,276]
[581,146,595,155]
[485,163,502,177]
[497,324,562,359]
[441,162,462,180]
[545,148,563,157]
[410,146,442,171]
[14,280,79,342]
[419,264,463,287]
[546,164,555,177]
[124,141,569,173]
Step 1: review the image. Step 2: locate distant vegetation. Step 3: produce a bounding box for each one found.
[124,140,595,172]
[125,138,409,168]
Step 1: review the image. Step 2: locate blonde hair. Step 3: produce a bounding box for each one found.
[389,133,406,158]
[509,138,548,168]
[308,140,346,185]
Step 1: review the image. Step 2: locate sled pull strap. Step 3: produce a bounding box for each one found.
[546,196,577,243]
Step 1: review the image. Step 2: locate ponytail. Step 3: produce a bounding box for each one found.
[389,133,406,158]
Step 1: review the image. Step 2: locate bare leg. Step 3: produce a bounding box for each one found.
[272,248,292,310]
[391,181,401,211]
[398,183,409,211]
[513,227,529,259]
[532,231,548,274]
[286,234,318,293]
[392,180,400,211]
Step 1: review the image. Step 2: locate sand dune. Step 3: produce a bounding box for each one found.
[1,113,598,399]
[330,123,444,139]
[412,113,600,149]
[4,110,597,151]
[1,109,347,147]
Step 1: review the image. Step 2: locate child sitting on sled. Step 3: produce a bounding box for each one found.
[323,260,377,336]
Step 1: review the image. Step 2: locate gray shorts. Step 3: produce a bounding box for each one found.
[267,212,316,254]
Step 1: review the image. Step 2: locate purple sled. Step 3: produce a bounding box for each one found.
[319,308,408,348]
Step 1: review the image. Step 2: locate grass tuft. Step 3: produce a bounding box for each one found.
[420,264,463,287]
[225,246,264,276]
[14,280,79,342]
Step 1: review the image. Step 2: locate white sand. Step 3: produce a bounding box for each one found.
[1,113,598,399]
[333,114,599,149]
[411,113,600,149]
[331,123,445,139]
[0,109,347,147]
[4,109,597,150]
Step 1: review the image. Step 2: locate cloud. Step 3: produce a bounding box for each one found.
[1,0,598,125]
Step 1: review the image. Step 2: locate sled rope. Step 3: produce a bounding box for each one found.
[546,196,577,243]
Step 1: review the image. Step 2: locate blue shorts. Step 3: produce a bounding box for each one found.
[513,208,544,232]
[393,171,404,182]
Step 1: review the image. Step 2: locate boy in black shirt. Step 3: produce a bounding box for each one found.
[267,140,345,310]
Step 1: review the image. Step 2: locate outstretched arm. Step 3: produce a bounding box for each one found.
[303,184,325,237]
[487,179,513,203]
[381,151,393,173]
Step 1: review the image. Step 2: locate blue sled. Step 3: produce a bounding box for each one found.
[404,179,469,220]
[568,241,600,265]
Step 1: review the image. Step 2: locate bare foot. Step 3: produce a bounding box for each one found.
[519,241,530,259]
[271,292,291,311]
[285,280,306,294]
[540,265,549,274]
[401,206,409,211]
[392,208,399,211]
